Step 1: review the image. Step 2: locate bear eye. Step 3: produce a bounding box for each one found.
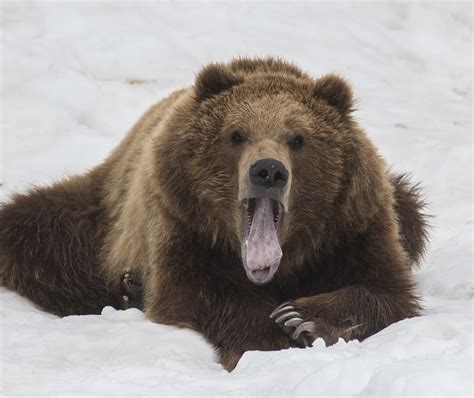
[230,130,245,145]
[289,135,304,150]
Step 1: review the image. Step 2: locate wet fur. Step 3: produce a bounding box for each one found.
[0,58,429,370]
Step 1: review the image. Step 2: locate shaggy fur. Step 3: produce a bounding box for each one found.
[0,58,429,371]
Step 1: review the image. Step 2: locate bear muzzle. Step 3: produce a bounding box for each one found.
[238,157,290,284]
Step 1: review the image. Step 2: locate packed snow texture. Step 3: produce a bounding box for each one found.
[1,2,472,396]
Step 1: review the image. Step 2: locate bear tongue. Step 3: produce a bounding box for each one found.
[246,197,282,271]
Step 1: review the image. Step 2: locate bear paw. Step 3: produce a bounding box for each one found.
[271,301,354,348]
[120,271,144,310]
[270,301,317,348]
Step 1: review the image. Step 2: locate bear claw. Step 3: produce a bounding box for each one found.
[275,311,301,324]
[269,302,293,318]
[284,317,304,327]
[293,321,316,340]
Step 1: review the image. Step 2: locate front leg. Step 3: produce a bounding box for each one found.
[206,296,295,371]
[272,284,420,347]
[144,242,295,371]
[272,214,422,347]
[149,287,294,371]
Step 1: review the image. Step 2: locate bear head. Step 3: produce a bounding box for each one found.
[152,58,387,285]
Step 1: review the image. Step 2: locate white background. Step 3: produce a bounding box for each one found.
[1,1,472,396]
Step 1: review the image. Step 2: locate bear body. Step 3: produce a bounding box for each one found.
[0,58,428,370]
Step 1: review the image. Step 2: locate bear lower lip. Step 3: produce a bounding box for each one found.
[247,266,274,284]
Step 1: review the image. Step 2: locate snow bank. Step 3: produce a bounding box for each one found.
[1,2,472,396]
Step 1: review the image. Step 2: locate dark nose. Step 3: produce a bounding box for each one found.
[249,158,289,188]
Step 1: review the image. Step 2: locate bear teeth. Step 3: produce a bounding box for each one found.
[243,198,280,228]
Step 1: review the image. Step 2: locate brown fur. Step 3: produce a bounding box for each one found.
[0,57,429,371]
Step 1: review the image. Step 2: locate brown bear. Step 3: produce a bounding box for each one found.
[0,57,428,371]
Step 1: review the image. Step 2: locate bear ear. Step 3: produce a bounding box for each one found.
[194,63,242,101]
[313,74,354,115]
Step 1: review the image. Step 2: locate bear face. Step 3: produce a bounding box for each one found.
[152,61,385,285]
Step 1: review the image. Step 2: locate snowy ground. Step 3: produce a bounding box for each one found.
[1,1,472,396]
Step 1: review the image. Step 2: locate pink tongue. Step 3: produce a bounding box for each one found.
[246,197,282,270]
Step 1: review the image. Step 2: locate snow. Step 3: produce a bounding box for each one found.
[1,1,472,396]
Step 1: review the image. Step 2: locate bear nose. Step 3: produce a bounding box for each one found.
[249,158,289,188]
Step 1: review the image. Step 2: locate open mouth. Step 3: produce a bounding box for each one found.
[241,197,284,284]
